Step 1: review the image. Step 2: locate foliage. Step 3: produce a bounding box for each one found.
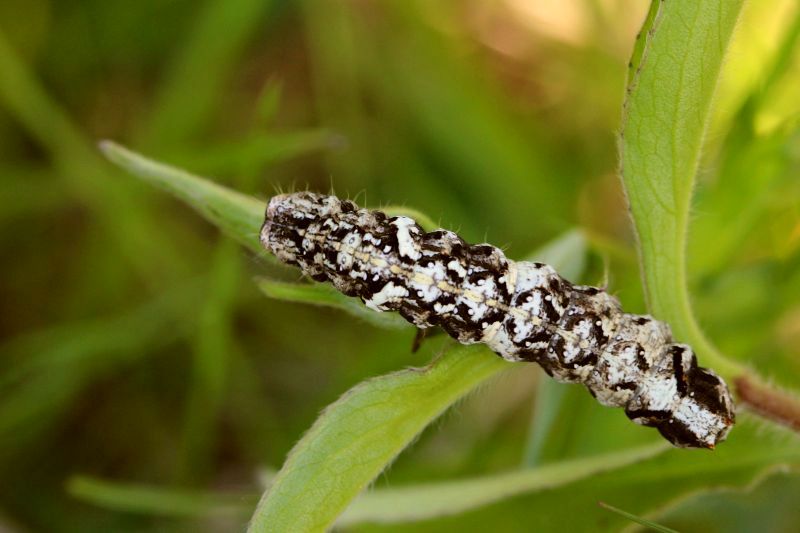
[1,1,799,532]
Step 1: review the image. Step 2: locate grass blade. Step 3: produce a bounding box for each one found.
[180,240,242,482]
[522,379,570,467]
[67,476,257,517]
[598,501,679,533]
[619,0,747,380]
[338,443,668,526]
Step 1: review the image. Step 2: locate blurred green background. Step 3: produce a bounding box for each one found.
[1,0,799,531]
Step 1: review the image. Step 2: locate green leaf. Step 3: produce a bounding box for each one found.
[522,379,570,467]
[99,141,266,254]
[255,278,411,330]
[598,501,678,533]
[247,345,510,532]
[338,442,668,526]
[99,142,436,256]
[67,476,257,517]
[619,0,747,380]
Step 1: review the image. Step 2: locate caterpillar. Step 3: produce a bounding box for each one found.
[261,192,735,449]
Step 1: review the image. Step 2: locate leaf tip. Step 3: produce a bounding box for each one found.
[97,139,116,155]
[97,140,128,167]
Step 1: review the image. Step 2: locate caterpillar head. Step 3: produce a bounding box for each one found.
[261,193,342,265]
[626,345,735,448]
[263,192,339,231]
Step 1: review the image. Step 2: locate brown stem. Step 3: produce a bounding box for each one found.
[734,375,800,432]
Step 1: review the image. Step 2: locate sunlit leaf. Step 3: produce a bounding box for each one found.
[619,0,747,380]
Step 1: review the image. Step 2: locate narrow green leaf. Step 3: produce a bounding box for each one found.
[255,278,411,330]
[180,239,242,481]
[338,442,668,526]
[522,379,569,467]
[598,501,679,533]
[99,141,266,254]
[247,345,509,532]
[67,476,257,517]
[619,0,747,380]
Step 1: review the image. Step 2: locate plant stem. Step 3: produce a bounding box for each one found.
[734,375,800,432]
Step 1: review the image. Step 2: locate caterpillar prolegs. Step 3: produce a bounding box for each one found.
[261,192,735,448]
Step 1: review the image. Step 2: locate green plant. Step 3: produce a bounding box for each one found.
[4,0,799,531]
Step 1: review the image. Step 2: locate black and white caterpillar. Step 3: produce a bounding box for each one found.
[261,192,735,448]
